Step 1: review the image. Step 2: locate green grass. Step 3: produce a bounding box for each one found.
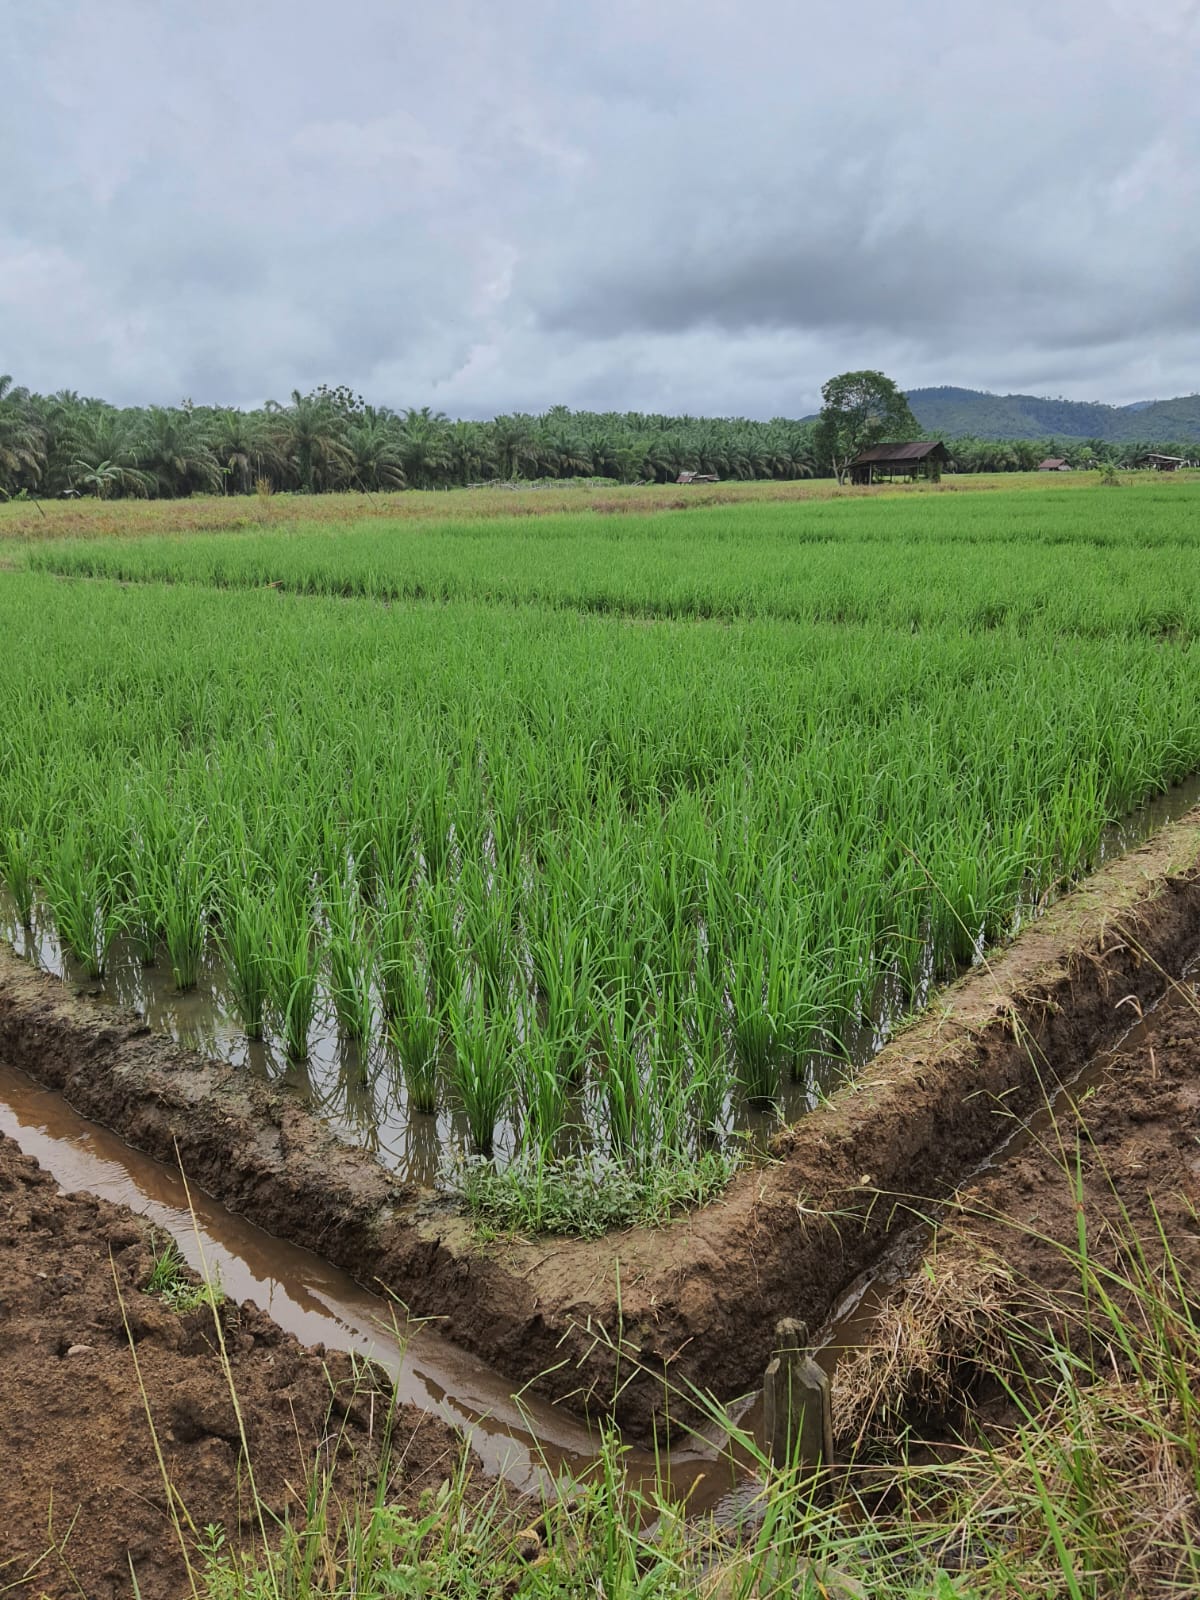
[144,1235,225,1313]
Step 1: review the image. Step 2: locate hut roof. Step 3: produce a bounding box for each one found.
[850,440,947,465]
[1038,458,1069,470]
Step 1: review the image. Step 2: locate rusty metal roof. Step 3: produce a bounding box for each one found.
[850,440,946,464]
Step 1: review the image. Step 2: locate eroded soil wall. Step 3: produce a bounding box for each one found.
[4,817,1200,1439]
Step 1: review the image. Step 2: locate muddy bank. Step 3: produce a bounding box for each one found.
[830,956,1200,1452]
[0,1132,479,1600]
[4,815,1200,1441]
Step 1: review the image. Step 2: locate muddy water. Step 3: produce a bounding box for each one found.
[0,1054,737,1504]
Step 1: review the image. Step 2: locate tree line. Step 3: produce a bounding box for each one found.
[0,376,1191,501]
[0,379,819,500]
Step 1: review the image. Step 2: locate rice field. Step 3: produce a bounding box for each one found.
[3,480,1200,1229]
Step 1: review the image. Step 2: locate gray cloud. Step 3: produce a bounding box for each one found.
[2,0,1198,415]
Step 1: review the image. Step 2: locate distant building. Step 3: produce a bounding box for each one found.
[1135,453,1186,471]
[1037,458,1072,471]
[848,440,948,485]
[676,470,720,485]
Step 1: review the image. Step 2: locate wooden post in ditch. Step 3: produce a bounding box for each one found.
[763,1317,833,1472]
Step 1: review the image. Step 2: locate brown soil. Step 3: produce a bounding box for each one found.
[4,815,1200,1441]
[0,1134,475,1600]
[833,963,1200,1447]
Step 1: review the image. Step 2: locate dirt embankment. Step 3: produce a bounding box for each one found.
[832,962,1200,1450]
[0,1133,475,1600]
[4,817,1200,1442]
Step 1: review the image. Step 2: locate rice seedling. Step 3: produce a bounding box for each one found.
[217,884,273,1041]
[448,987,514,1155]
[40,822,123,979]
[267,887,321,1063]
[0,825,35,928]
[323,868,375,1044]
[156,830,212,992]
[384,948,442,1114]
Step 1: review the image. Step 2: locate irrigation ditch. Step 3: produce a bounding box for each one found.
[4,803,1200,1470]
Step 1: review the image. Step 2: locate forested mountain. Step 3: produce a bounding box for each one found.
[907,386,1200,443]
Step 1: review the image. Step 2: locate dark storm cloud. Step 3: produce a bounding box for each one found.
[2,0,1198,415]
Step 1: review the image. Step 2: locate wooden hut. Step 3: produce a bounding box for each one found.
[849,440,948,486]
[1037,457,1071,471]
[1135,453,1186,471]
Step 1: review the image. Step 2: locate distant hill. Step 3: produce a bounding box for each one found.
[905,386,1200,443]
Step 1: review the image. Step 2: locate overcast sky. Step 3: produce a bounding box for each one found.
[3,0,1199,417]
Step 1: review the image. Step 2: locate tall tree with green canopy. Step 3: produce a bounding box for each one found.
[816,370,920,483]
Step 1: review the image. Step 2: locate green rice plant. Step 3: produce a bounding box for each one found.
[730,939,782,1107]
[155,829,213,992]
[384,949,442,1114]
[421,877,458,1012]
[0,825,35,928]
[459,859,515,1010]
[686,989,732,1138]
[40,824,123,979]
[515,1015,570,1155]
[267,888,321,1063]
[217,884,273,1041]
[448,987,514,1155]
[374,874,414,1021]
[323,870,375,1044]
[418,773,452,882]
[593,981,648,1155]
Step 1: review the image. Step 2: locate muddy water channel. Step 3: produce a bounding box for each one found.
[0,1052,740,1505]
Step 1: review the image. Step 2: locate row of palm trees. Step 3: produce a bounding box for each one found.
[0,379,820,500]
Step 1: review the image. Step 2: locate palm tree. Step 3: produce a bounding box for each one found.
[397,407,452,490]
[70,457,154,498]
[344,414,406,491]
[445,419,496,485]
[268,390,353,492]
[539,425,592,478]
[68,407,152,497]
[211,409,279,493]
[491,413,539,481]
[140,406,222,496]
[0,377,45,495]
